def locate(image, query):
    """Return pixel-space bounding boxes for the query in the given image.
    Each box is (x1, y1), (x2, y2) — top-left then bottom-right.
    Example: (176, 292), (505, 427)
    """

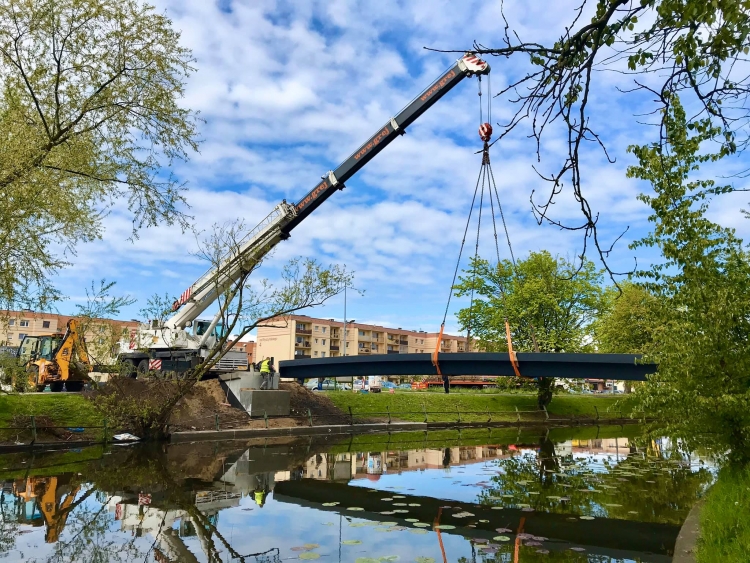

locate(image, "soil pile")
(169, 379), (249, 431)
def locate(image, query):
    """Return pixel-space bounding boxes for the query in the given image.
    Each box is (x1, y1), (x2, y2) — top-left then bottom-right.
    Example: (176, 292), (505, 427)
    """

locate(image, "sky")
(52, 0), (750, 336)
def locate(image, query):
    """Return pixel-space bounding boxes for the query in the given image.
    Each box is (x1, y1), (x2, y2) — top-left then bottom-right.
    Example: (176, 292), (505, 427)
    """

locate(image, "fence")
(0, 415), (111, 446)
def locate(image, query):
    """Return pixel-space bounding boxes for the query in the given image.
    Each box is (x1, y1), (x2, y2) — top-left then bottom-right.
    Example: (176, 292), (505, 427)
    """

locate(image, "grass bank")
(0, 393), (104, 443)
(326, 391), (627, 423)
(696, 464), (750, 563)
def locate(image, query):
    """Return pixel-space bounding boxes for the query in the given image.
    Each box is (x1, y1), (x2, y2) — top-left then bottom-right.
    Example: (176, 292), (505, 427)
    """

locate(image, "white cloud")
(48, 0), (750, 334)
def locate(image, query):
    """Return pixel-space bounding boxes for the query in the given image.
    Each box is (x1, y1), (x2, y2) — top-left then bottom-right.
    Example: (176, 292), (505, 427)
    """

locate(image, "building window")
(321, 327), (327, 333)
(321, 352), (326, 357)
(315, 338), (319, 344)
(359, 330), (366, 337)
(18, 333), (26, 340)
(42, 321), (50, 329)
(346, 342), (350, 348)
(322, 339), (326, 345)
(19, 320), (29, 328)
(314, 351), (318, 357)
(7, 334), (11, 340)
(8, 319), (14, 326)
(314, 326), (320, 332)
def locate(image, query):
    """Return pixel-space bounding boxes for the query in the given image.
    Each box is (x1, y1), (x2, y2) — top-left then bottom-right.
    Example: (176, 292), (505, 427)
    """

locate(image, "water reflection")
(0, 427), (712, 562)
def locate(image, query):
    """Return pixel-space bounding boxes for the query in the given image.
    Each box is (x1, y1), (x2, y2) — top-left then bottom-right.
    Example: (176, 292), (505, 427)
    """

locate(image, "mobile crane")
(117, 53), (491, 377)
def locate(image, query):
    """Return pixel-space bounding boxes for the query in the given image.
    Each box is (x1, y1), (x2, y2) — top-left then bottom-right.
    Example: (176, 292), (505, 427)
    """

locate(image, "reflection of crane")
(13, 476), (82, 542)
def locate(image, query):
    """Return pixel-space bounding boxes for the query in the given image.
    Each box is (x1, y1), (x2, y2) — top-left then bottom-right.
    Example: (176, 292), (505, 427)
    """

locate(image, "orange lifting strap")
(431, 323), (445, 376)
(505, 319), (521, 377)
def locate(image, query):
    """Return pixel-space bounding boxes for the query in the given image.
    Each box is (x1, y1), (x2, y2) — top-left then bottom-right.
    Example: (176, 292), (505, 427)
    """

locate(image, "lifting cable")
(434, 72), (528, 378)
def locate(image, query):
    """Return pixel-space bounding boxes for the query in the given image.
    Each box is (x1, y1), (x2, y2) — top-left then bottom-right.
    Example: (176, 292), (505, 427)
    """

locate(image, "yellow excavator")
(13, 475), (81, 542)
(17, 319), (92, 392)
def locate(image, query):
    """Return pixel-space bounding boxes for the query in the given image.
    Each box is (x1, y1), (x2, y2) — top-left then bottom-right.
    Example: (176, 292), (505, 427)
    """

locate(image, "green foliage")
(627, 96), (750, 458)
(595, 282), (664, 354)
(0, 0), (199, 309)
(452, 251), (605, 408)
(453, 251), (604, 354)
(696, 464), (750, 563)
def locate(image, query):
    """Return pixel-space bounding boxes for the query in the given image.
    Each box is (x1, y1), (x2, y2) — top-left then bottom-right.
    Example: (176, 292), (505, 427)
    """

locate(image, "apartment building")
(230, 340), (256, 366)
(255, 314), (477, 362)
(0, 310), (138, 363)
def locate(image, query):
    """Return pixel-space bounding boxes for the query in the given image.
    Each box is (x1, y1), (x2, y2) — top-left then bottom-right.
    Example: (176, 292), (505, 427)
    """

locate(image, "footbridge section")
(279, 352), (656, 381)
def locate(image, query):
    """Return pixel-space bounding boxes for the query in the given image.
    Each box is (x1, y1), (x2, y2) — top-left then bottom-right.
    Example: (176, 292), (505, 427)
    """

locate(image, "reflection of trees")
(477, 436), (712, 526)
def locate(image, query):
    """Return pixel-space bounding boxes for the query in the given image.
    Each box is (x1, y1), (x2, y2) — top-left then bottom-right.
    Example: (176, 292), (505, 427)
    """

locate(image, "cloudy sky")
(54, 0), (750, 335)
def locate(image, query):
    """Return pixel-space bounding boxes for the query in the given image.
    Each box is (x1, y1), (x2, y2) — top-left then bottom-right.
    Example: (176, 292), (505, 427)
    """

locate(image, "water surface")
(0, 425), (712, 562)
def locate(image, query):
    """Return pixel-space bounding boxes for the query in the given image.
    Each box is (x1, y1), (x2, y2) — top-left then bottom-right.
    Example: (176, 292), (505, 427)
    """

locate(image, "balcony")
(387, 350), (399, 354)
(330, 345), (340, 351)
(295, 341), (311, 348)
(399, 339), (408, 345)
(294, 354), (311, 360)
(359, 348), (371, 354)
(296, 327), (312, 334)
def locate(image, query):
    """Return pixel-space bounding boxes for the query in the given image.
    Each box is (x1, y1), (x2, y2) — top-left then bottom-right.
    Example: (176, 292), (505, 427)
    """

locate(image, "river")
(0, 425), (713, 562)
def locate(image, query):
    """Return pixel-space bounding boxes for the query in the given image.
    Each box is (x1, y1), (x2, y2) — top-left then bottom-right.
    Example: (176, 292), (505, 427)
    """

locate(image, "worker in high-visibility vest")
(259, 357), (273, 390)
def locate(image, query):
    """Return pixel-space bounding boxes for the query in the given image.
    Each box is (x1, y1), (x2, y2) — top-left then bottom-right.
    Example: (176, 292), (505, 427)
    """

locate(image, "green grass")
(326, 391), (626, 423)
(696, 464), (750, 563)
(0, 393), (105, 442)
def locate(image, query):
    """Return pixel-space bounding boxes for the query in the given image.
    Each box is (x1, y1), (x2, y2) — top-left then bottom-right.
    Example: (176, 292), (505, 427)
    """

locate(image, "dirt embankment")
(168, 380), (348, 432)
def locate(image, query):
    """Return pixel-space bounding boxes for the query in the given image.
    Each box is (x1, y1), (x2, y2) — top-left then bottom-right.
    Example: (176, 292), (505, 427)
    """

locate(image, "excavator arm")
(55, 319), (93, 380)
(166, 53), (490, 330)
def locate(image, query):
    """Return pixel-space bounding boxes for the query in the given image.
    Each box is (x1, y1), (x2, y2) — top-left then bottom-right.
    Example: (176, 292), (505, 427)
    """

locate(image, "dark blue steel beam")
(279, 352), (655, 381)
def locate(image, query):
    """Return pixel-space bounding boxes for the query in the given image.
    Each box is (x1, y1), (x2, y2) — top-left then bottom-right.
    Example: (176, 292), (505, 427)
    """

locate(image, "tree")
(453, 251), (605, 408)
(626, 96), (750, 460)
(93, 220), (353, 439)
(595, 282), (663, 356)
(435, 0), (750, 276)
(0, 0), (198, 310)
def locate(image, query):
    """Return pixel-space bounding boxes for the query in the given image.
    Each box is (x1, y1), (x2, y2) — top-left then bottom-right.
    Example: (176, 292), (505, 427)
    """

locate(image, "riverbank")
(326, 390), (629, 422)
(0, 385), (635, 447)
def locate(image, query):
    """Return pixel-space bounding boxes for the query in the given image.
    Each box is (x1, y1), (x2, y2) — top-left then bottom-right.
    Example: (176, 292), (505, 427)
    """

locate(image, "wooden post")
(515, 406), (520, 423)
(386, 405), (391, 425)
(348, 406), (354, 425)
(594, 406), (600, 421)
(30, 415), (36, 443)
(215, 413), (219, 431)
(264, 410), (269, 429)
(103, 418), (108, 444)
(307, 408), (313, 427)
(423, 402), (428, 423)
(456, 405), (461, 424)
(543, 405), (549, 421)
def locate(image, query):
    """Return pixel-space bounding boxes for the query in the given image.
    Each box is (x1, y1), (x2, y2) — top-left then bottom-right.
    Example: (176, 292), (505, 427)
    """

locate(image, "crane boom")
(168, 53), (489, 328)
(122, 53), (490, 374)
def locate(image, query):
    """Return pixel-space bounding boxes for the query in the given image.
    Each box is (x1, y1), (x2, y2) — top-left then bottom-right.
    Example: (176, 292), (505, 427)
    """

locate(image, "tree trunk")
(537, 377), (554, 410)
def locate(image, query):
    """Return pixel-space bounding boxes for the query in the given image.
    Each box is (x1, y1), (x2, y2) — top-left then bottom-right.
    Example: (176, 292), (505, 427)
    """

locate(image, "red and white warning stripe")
(462, 53), (489, 72)
(148, 359), (162, 371)
(172, 287), (192, 311)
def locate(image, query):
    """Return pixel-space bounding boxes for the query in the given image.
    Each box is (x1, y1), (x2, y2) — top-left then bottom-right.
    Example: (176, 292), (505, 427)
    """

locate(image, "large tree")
(595, 282), (664, 355)
(627, 97), (750, 459)
(0, 0), (198, 309)
(453, 251), (605, 408)
(441, 0), (750, 276)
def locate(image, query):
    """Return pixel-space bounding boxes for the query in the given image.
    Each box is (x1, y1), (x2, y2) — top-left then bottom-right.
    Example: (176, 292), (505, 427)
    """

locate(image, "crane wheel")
(49, 382), (64, 393)
(136, 359), (150, 376)
(65, 381), (84, 392)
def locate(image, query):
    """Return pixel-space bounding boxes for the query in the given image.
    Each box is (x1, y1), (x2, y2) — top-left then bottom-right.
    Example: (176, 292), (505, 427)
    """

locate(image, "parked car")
(381, 381), (397, 389)
(398, 383), (412, 390)
(304, 379), (351, 391)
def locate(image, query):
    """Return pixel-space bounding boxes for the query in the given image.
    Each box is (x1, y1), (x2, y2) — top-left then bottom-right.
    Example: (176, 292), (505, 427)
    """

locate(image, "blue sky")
(52, 0), (750, 335)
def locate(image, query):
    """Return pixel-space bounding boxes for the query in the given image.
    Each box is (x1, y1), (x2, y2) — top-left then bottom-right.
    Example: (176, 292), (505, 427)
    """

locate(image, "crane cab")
(192, 320), (228, 344)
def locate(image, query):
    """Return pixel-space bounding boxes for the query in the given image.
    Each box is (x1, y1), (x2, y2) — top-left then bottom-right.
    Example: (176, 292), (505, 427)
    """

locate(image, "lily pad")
(355, 558), (380, 563)
(299, 553), (321, 560)
(349, 523), (368, 527)
(393, 503), (407, 506)
(570, 547), (586, 552)
(374, 527), (391, 533)
(405, 518), (419, 522)
(415, 558), (435, 563)
(380, 522), (398, 526)
(479, 519), (489, 523)
(493, 536), (511, 542)
(381, 511), (396, 515)
(347, 507), (365, 511)
(322, 502), (339, 506)
(303, 544), (319, 549)
(381, 498), (394, 502)
(579, 516), (595, 520)
(393, 509), (409, 514)
(379, 557), (399, 562)
(342, 540), (363, 545)
(491, 506), (503, 510)
(435, 524), (456, 530)
(535, 549), (550, 554)
(409, 529), (428, 535)
(413, 523), (430, 528)
(393, 495), (406, 499)
(495, 528), (513, 533)
(322, 522), (335, 526)
(408, 503), (421, 507)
